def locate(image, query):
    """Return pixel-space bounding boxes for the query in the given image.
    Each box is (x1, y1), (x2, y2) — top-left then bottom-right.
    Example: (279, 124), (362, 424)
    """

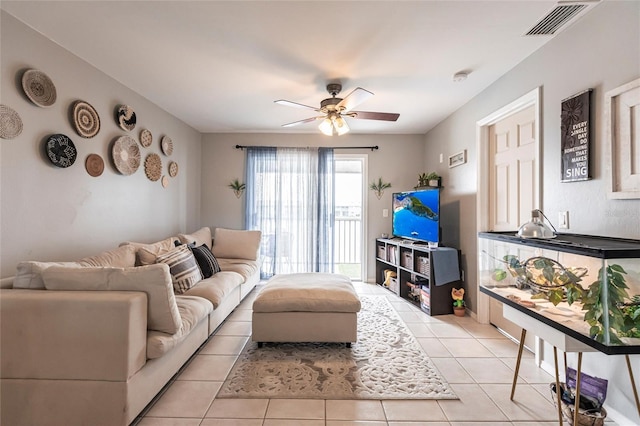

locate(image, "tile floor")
(134, 282), (617, 426)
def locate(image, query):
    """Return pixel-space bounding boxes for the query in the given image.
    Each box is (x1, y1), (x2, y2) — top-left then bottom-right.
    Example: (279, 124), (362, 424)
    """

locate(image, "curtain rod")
(235, 145), (378, 151)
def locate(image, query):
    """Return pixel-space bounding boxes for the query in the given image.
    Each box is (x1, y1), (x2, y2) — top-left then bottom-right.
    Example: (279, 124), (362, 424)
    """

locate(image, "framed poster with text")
(561, 89), (592, 182)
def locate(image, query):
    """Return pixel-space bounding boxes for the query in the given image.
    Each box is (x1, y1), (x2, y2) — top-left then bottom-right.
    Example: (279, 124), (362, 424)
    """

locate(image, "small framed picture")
(448, 150), (467, 168)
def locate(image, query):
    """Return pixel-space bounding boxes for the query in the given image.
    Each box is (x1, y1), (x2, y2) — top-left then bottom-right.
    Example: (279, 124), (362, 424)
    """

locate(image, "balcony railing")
(334, 216), (362, 279)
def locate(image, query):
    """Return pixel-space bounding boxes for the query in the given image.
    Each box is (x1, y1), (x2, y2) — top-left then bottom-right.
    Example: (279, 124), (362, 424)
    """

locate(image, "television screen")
(392, 189), (440, 243)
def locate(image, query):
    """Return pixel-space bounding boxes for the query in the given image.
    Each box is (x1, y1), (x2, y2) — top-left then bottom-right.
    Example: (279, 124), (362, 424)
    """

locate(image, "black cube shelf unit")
(375, 238), (461, 316)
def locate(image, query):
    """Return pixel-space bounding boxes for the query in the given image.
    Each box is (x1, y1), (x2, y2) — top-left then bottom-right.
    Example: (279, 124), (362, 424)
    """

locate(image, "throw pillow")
(120, 237), (179, 266)
(13, 261), (83, 289)
(190, 244), (221, 279)
(79, 244), (136, 268)
(155, 245), (203, 294)
(178, 227), (213, 251)
(42, 264), (182, 335)
(211, 228), (262, 260)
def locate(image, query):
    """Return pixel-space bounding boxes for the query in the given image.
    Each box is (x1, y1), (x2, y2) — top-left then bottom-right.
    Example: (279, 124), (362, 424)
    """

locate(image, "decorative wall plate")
(46, 134), (76, 168)
(22, 69), (57, 107)
(144, 153), (162, 181)
(112, 135), (141, 175)
(162, 175), (169, 188)
(140, 128), (152, 147)
(85, 153), (104, 177)
(72, 100), (100, 138)
(161, 136), (173, 156)
(116, 105), (136, 131)
(168, 161), (178, 177)
(0, 104), (23, 139)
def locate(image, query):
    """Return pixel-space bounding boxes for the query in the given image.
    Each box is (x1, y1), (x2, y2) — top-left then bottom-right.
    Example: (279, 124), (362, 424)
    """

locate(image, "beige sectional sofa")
(0, 227), (261, 426)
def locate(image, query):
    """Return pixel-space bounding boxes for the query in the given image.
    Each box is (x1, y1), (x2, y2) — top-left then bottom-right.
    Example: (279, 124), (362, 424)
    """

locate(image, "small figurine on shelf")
(452, 287), (465, 316)
(383, 269), (397, 287)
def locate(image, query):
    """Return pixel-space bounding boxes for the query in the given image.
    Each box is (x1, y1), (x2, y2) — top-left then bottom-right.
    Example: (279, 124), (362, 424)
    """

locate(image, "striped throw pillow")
(155, 245), (203, 294)
(190, 244), (221, 278)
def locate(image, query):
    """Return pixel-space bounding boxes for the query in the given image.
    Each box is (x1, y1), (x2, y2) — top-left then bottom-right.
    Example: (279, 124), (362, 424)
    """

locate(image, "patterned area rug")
(217, 295), (458, 399)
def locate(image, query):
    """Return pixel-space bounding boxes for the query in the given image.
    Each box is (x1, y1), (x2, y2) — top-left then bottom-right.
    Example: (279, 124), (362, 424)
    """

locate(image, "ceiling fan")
(275, 83), (400, 136)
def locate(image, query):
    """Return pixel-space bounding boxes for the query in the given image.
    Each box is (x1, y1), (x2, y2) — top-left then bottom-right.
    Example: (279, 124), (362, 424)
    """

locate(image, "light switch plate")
(558, 211), (569, 229)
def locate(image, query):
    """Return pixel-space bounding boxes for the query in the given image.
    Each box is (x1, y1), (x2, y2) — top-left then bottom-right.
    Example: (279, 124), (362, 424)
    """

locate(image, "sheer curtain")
(245, 147), (334, 278)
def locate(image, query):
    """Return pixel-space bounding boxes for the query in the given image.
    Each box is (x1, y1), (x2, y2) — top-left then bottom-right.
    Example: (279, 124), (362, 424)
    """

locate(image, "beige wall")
(0, 11), (202, 277)
(422, 2), (639, 422)
(201, 133), (425, 281)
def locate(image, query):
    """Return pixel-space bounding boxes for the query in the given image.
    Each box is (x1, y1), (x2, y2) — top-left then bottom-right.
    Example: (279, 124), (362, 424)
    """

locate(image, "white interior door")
(489, 105), (537, 232)
(488, 105), (538, 348)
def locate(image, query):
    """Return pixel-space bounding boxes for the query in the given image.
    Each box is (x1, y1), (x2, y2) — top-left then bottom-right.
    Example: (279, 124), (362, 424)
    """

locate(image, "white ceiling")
(2, 1), (590, 135)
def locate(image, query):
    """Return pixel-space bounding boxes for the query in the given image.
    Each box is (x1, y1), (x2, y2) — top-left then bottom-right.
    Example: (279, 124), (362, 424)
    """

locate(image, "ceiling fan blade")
(274, 99), (320, 111)
(337, 87), (374, 112)
(350, 111), (400, 121)
(282, 116), (323, 128)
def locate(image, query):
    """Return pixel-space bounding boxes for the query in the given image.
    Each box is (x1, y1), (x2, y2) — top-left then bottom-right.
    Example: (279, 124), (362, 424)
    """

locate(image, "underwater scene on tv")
(392, 189), (439, 243)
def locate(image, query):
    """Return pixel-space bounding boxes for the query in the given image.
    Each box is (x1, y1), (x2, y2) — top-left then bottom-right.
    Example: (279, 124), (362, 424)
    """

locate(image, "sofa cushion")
(146, 295), (213, 359)
(253, 273), (361, 313)
(155, 245), (203, 294)
(41, 264), (182, 334)
(217, 258), (260, 283)
(79, 244), (136, 268)
(13, 261), (83, 289)
(178, 227), (212, 251)
(190, 244), (221, 278)
(183, 271), (243, 308)
(121, 237), (179, 266)
(211, 228), (262, 261)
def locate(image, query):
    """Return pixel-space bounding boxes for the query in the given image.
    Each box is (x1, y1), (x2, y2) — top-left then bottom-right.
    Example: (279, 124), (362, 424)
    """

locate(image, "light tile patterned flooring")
(134, 282), (618, 426)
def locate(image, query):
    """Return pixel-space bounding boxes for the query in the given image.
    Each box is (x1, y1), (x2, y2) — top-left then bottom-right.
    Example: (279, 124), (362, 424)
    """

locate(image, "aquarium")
(478, 232), (640, 354)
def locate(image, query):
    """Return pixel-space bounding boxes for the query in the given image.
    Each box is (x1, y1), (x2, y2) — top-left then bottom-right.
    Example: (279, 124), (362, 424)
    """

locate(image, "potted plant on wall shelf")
(416, 172), (441, 188)
(426, 172), (441, 187)
(228, 178), (246, 198)
(452, 287), (466, 316)
(369, 177), (391, 200)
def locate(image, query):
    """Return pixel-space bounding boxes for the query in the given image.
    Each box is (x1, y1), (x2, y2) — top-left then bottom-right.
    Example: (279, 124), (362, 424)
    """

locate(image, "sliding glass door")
(334, 155), (365, 281)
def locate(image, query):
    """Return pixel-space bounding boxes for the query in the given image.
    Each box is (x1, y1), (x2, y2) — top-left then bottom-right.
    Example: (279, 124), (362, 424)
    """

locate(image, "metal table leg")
(510, 328), (527, 400)
(574, 352), (583, 426)
(554, 346), (564, 426)
(626, 354), (640, 416)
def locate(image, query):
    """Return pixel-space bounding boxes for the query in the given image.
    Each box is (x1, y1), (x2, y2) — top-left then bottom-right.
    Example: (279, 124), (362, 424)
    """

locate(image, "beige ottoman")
(252, 273), (361, 347)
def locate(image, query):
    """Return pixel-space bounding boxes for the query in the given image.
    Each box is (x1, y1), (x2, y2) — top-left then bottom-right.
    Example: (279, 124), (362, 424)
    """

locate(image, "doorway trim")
(334, 153), (368, 281)
(475, 87), (542, 324)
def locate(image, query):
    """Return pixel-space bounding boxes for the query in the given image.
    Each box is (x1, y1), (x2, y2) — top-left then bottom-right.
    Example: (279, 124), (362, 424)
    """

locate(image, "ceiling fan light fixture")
(334, 116), (349, 135)
(319, 118), (334, 136)
(277, 84), (398, 134)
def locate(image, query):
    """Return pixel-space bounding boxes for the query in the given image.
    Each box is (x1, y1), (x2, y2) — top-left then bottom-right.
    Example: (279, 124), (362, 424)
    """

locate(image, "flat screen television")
(392, 189), (440, 243)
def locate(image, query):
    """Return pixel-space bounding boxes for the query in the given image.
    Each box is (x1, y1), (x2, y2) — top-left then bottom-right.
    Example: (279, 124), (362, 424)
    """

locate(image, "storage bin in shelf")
(401, 251), (413, 269)
(417, 256), (430, 275)
(377, 245), (386, 261)
(389, 277), (399, 293)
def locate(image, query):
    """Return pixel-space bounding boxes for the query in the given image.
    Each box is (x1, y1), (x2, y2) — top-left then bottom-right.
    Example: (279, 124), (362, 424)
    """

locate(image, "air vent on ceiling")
(525, 2), (597, 36)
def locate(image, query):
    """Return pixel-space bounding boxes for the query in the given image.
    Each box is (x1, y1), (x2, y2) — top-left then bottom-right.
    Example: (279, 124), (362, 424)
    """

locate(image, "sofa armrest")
(0, 276), (14, 289)
(0, 289), (147, 381)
